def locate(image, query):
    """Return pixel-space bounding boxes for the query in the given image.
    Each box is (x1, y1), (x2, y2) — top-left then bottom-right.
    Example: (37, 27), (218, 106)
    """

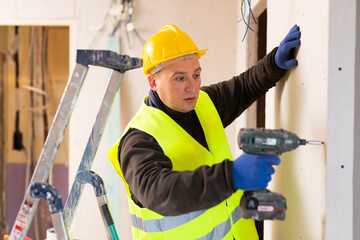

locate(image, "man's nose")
(185, 78), (197, 92)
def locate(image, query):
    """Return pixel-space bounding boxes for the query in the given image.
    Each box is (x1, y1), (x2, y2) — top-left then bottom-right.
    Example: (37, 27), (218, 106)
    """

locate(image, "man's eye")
(193, 73), (200, 79)
(176, 76), (185, 81)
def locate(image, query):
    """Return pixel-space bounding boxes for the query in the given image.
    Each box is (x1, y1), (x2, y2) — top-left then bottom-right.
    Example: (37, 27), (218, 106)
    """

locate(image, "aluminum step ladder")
(9, 50), (142, 240)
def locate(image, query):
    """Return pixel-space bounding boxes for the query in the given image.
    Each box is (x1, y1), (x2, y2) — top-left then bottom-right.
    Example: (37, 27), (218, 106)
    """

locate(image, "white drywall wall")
(237, 2), (328, 238)
(237, 0), (359, 239)
(264, 0), (328, 239)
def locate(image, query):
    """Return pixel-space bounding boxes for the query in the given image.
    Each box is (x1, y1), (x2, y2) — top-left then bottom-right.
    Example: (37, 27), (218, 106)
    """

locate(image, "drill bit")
(306, 140), (324, 145)
(299, 139), (324, 145)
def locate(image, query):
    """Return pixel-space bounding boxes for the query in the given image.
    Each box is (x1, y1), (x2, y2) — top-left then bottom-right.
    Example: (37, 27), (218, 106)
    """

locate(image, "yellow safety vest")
(108, 91), (258, 240)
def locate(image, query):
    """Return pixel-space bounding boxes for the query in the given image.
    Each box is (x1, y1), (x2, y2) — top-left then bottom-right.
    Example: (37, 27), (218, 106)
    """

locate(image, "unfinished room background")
(0, 25), (69, 240)
(0, 0), (359, 239)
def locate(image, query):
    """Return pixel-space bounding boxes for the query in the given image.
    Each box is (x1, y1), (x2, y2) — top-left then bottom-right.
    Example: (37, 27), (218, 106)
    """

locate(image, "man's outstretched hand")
(275, 25), (301, 70)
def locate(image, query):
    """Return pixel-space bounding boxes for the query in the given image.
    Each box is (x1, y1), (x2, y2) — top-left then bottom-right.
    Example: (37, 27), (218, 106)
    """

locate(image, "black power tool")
(237, 128), (323, 220)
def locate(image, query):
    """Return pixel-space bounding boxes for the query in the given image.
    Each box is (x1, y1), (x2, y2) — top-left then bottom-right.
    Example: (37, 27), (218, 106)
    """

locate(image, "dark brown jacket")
(119, 48), (286, 216)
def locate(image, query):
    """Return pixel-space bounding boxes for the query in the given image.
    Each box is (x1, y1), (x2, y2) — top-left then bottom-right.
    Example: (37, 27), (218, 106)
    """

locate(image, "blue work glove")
(275, 25), (301, 69)
(232, 152), (281, 191)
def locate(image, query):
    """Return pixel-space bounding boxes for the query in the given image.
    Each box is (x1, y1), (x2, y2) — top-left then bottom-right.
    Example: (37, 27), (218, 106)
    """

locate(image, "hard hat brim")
(145, 48), (208, 75)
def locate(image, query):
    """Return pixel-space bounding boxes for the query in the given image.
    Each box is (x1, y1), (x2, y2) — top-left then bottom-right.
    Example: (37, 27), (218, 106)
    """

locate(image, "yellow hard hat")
(142, 24), (208, 75)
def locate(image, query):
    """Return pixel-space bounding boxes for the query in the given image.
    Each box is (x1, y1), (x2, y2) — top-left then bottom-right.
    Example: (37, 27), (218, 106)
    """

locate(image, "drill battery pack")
(240, 189), (287, 221)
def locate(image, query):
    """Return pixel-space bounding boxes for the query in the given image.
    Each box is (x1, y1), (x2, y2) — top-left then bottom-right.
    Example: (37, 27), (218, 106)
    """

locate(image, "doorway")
(0, 25), (70, 240)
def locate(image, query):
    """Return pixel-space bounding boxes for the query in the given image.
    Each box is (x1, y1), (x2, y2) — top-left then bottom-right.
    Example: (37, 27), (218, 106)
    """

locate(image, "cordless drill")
(237, 128), (323, 221)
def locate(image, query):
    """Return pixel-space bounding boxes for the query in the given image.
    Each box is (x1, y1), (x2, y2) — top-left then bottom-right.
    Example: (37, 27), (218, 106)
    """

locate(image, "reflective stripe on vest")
(131, 209), (207, 233)
(107, 91), (258, 240)
(131, 205), (242, 235)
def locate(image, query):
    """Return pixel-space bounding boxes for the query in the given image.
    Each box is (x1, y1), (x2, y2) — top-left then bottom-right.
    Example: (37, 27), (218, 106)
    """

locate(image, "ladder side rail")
(9, 64), (89, 240)
(64, 70), (123, 227)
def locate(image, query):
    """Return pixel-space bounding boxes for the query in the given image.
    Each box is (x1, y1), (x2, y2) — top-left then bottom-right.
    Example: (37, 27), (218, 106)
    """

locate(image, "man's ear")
(147, 74), (158, 91)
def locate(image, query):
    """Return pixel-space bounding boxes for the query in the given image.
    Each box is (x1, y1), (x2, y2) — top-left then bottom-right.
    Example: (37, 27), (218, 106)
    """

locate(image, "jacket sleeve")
(201, 47), (286, 127)
(120, 129), (236, 216)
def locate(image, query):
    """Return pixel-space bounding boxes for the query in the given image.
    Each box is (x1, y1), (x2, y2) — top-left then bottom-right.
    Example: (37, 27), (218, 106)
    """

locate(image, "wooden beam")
(0, 53), (8, 237)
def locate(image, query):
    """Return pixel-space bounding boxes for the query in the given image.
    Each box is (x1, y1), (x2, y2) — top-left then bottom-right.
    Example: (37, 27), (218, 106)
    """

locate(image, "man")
(108, 24), (301, 239)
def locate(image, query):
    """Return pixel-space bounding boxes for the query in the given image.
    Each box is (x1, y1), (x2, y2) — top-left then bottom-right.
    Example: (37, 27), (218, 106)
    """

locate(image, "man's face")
(148, 57), (202, 113)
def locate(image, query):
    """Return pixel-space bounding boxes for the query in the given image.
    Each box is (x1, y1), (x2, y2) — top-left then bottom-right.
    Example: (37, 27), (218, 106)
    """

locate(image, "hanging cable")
(237, 0), (257, 42)
(126, 0), (145, 46)
(237, 0), (246, 25)
(247, 0), (257, 25)
(12, 26), (25, 151)
(90, 0), (145, 49)
(123, 1), (132, 47)
(88, 0), (114, 48)
(41, 26), (54, 186)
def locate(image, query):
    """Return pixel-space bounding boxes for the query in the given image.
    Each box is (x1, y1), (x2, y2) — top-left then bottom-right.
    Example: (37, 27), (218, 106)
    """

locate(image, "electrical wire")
(88, 0), (114, 48)
(237, 0), (246, 24)
(8, 25), (62, 240)
(13, 26), (24, 151)
(237, 0), (257, 42)
(126, 0), (146, 46)
(26, 26), (52, 240)
(242, 0), (252, 42)
(108, 0), (145, 48)
(247, 0), (257, 25)
(41, 27), (54, 186)
(25, 27), (37, 194)
(28, 26), (40, 240)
